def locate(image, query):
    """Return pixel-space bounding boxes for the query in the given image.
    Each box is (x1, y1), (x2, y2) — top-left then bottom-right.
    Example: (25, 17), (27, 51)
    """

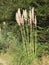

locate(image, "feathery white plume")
(23, 10), (27, 21)
(31, 7), (34, 23)
(16, 8), (24, 26)
(16, 7), (37, 26)
(18, 8), (21, 17)
(16, 12), (21, 26)
(18, 8), (22, 24)
(29, 10), (32, 25)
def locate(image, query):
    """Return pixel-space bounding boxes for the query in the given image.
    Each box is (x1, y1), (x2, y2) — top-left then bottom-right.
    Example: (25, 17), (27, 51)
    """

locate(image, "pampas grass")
(16, 7), (37, 65)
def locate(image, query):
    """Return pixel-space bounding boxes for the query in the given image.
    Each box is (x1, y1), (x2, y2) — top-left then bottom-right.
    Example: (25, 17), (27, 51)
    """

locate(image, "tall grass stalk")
(34, 16), (37, 56)
(0, 27), (2, 40)
(29, 8), (35, 56)
(16, 9), (27, 55)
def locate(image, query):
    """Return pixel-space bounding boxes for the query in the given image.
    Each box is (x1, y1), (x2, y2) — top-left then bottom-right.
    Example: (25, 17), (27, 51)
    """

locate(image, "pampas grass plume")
(31, 7), (34, 23)
(23, 10), (27, 21)
(29, 10), (32, 25)
(16, 12), (21, 26)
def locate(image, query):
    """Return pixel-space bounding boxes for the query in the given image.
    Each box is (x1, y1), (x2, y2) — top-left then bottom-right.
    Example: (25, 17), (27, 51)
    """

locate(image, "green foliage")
(0, 63), (3, 65)
(0, 0), (49, 25)
(0, 22), (49, 65)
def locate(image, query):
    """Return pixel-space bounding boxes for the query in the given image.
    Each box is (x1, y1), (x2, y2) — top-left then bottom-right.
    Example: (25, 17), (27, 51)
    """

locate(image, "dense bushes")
(0, 0), (49, 24)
